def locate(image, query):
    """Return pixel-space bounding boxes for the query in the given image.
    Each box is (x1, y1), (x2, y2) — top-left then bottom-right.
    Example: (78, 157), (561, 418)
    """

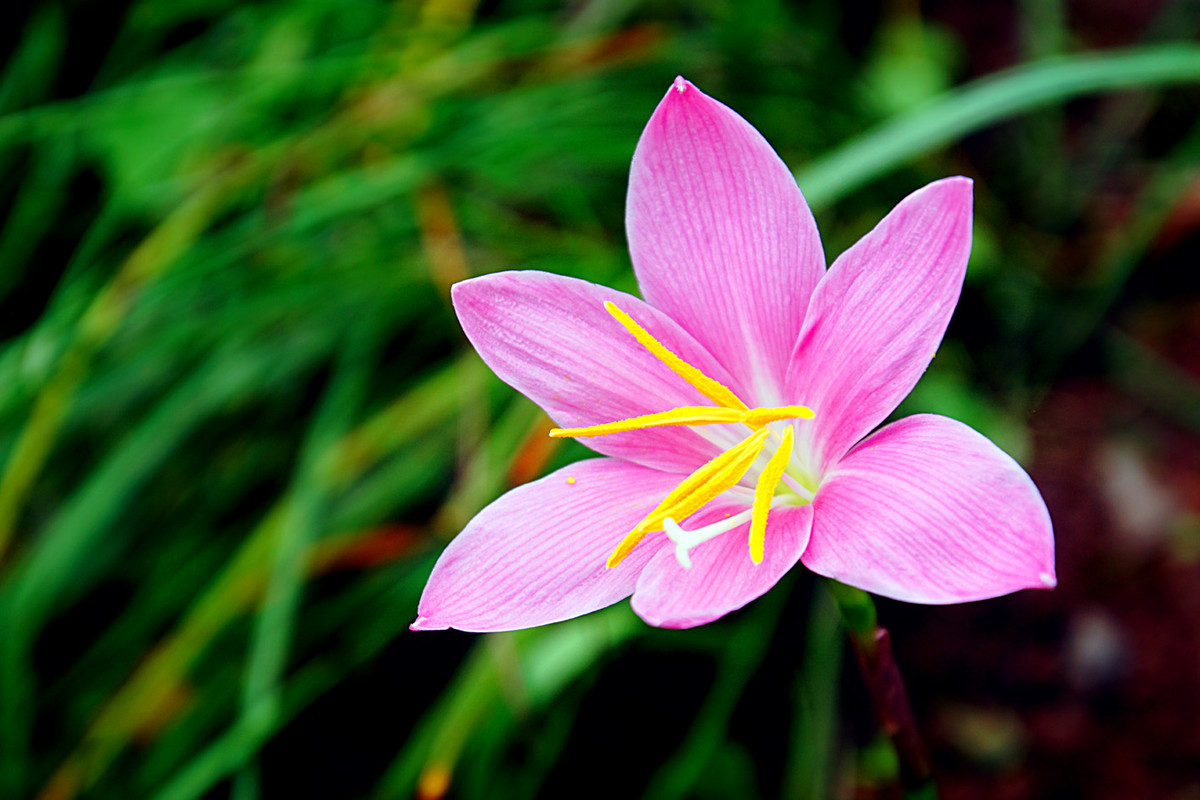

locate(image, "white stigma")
(663, 509), (756, 569)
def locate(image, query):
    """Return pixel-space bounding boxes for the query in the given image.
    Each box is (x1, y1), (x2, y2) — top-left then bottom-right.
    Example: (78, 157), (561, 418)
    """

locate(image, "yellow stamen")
(749, 426), (794, 564)
(605, 301), (748, 412)
(606, 429), (769, 568)
(551, 405), (813, 439)
(741, 405), (814, 427)
(549, 407), (743, 438)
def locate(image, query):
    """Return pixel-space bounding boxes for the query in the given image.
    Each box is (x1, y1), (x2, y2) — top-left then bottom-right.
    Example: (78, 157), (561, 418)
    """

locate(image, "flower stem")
(824, 579), (935, 798)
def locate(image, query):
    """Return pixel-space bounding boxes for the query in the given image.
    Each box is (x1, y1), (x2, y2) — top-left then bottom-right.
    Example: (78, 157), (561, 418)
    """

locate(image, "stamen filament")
(749, 426), (794, 564)
(606, 429), (769, 568)
(604, 301), (748, 412)
(549, 407), (743, 438)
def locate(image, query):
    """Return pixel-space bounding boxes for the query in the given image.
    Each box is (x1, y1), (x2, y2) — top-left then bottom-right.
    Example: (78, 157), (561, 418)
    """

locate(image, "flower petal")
(627, 77), (825, 405)
(631, 502), (813, 628)
(802, 414), (1055, 604)
(413, 459), (678, 633)
(453, 270), (747, 474)
(786, 177), (973, 476)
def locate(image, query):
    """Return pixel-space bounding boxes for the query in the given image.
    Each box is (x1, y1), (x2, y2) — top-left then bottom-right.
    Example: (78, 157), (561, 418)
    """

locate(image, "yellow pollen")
(749, 426), (794, 564)
(606, 429), (768, 568)
(604, 301), (748, 412)
(550, 407), (743, 438)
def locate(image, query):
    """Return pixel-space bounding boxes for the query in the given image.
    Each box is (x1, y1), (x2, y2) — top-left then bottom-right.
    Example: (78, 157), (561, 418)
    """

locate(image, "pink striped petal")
(627, 78), (825, 406)
(802, 414), (1056, 604)
(786, 177), (973, 476)
(453, 270), (747, 474)
(631, 502), (814, 628)
(413, 459), (678, 632)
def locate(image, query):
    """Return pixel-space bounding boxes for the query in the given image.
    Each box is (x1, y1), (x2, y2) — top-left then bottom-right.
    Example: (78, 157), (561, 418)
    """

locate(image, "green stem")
(825, 580), (935, 798)
(798, 44), (1200, 209)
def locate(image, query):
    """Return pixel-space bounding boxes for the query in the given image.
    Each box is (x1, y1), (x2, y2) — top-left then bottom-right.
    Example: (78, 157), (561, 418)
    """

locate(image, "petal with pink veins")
(801, 414), (1055, 604)
(453, 270), (747, 475)
(786, 177), (973, 476)
(627, 77), (825, 406)
(631, 502), (814, 628)
(413, 459), (680, 633)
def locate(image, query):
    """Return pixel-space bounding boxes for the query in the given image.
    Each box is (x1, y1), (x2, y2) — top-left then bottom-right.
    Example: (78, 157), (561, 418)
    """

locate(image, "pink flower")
(412, 78), (1055, 631)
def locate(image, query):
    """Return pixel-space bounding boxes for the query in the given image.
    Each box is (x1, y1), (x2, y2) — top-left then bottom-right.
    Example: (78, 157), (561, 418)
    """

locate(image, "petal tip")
(1037, 570), (1057, 590)
(932, 174), (974, 200)
(410, 615), (448, 632)
(912, 173), (971, 198)
(449, 272), (488, 310)
(671, 75), (692, 94)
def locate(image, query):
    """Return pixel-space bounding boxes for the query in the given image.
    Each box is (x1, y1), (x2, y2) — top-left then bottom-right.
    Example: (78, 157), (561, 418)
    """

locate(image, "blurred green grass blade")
(799, 44), (1200, 208)
(146, 572), (637, 800)
(431, 393), (544, 535)
(643, 579), (792, 800)
(0, 53), (365, 152)
(1038, 122), (1200, 377)
(146, 557), (435, 800)
(236, 324), (377, 796)
(371, 606), (640, 800)
(38, 355), (479, 796)
(149, 715), (268, 800)
(0, 346), (298, 796)
(784, 584), (844, 800)
(0, 169), (242, 561)
(0, 4), (63, 113)
(0, 143), (75, 302)
(288, 156), (430, 234)
(0, 200), (127, 413)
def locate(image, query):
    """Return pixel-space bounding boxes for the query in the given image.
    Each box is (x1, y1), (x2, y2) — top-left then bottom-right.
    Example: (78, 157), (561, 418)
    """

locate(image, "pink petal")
(627, 77), (825, 405)
(631, 502), (813, 629)
(801, 414), (1056, 604)
(454, 270), (748, 474)
(413, 459), (679, 633)
(786, 177), (973, 476)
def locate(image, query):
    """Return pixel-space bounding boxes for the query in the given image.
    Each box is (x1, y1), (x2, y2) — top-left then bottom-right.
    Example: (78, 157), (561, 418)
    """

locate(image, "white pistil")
(664, 512), (752, 568)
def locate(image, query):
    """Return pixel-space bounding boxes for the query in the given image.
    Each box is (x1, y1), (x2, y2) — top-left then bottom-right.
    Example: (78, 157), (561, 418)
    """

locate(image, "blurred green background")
(2, 0), (1199, 798)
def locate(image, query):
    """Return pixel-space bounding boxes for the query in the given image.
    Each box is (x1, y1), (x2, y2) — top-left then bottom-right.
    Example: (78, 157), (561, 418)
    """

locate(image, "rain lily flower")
(413, 78), (1055, 631)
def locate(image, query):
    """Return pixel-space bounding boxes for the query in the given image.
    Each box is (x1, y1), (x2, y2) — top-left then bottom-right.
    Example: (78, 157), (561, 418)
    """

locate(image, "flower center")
(549, 302), (814, 569)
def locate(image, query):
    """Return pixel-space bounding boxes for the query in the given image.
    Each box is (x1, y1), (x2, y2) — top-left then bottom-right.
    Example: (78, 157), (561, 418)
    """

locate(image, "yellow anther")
(550, 407), (743, 438)
(740, 405), (814, 428)
(605, 301), (748, 412)
(606, 429), (769, 568)
(749, 426), (794, 564)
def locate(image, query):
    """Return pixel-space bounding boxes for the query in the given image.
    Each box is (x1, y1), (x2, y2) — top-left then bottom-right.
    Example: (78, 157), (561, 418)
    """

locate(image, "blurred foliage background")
(1, 0), (1199, 798)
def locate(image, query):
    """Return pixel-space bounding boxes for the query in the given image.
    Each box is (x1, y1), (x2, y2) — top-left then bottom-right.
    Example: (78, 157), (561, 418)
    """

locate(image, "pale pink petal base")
(786, 178), (973, 476)
(413, 459), (678, 632)
(453, 271), (747, 475)
(802, 414), (1056, 604)
(627, 78), (825, 405)
(632, 502), (814, 628)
